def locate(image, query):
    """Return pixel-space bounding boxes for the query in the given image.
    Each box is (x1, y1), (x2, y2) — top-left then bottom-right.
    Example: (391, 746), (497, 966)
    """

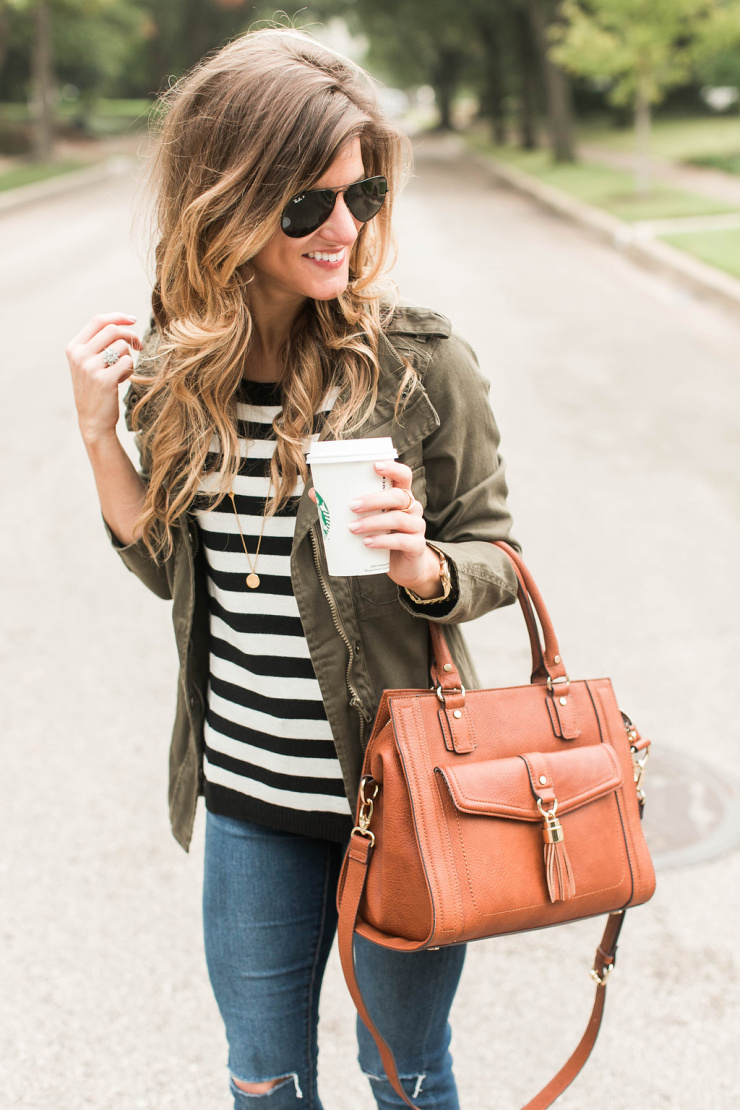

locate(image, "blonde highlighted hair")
(131, 27), (413, 557)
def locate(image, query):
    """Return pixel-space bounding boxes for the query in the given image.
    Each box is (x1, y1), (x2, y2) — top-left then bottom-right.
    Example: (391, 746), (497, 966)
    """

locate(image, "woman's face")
(249, 138), (367, 308)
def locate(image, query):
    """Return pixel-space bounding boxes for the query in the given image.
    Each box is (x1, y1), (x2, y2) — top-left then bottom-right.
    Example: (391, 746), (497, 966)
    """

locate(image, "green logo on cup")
(315, 491), (331, 537)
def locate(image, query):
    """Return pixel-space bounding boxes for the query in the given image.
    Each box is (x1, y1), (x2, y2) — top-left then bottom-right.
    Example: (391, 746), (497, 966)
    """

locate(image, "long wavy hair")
(130, 27), (413, 558)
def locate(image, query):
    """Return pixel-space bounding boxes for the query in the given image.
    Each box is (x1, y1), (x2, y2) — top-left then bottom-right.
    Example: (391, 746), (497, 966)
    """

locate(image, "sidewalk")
(580, 139), (740, 206)
(0, 134), (145, 213)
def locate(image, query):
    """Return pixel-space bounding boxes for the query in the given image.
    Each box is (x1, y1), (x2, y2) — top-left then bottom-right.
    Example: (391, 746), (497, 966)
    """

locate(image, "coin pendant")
(246, 573), (260, 589)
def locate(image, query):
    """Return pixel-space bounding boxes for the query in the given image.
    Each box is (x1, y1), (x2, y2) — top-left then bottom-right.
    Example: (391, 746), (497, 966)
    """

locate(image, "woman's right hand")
(65, 313), (143, 445)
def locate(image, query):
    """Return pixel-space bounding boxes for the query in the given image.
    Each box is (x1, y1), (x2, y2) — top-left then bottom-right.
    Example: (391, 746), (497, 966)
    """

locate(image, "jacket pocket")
(355, 573), (400, 612)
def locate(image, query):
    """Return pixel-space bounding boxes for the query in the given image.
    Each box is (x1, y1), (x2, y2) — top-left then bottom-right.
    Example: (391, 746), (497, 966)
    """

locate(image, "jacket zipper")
(309, 526), (373, 741)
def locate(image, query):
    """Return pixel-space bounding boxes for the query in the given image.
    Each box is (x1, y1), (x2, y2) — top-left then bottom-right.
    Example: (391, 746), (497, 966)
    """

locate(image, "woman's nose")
(320, 192), (360, 245)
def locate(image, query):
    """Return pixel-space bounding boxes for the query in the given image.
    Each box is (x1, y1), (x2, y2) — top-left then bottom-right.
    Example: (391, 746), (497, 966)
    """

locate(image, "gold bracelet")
(403, 546), (452, 606)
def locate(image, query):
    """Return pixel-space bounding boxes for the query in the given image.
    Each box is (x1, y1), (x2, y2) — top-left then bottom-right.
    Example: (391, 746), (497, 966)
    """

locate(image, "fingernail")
(348, 522), (361, 533)
(349, 499), (362, 511)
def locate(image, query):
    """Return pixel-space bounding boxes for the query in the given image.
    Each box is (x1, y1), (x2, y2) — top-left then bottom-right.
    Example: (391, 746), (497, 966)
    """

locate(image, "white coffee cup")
(306, 437), (399, 576)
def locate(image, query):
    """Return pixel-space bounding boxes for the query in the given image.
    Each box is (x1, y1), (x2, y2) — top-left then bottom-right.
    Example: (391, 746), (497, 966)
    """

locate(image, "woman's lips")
(304, 248), (346, 269)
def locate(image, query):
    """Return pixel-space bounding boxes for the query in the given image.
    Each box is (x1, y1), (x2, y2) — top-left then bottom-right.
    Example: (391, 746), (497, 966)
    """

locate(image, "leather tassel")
(545, 837), (576, 902)
(541, 811), (576, 902)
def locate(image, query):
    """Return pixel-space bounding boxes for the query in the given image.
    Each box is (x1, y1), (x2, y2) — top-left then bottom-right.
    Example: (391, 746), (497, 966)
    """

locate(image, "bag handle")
(494, 541), (570, 691)
(429, 542), (565, 694)
(338, 830), (626, 1110)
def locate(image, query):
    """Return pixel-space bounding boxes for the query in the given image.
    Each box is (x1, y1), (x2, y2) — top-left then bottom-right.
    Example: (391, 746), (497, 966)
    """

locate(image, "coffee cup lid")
(306, 437), (398, 465)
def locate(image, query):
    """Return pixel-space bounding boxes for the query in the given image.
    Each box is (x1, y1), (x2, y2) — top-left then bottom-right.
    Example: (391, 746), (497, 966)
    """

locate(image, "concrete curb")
(0, 156), (133, 215)
(471, 150), (740, 317)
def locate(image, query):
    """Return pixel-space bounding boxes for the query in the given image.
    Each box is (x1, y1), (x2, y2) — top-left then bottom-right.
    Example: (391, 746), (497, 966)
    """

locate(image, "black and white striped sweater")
(195, 378), (353, 842)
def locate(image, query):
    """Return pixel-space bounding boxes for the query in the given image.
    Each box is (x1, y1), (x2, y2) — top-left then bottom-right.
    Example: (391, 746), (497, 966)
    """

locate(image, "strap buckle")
(351, 775), (378, 846)
(546, 673), (570, 692)
(436, 684), (465, 703)
(631, 744), (650, 804)
(590, 961), (615, 987)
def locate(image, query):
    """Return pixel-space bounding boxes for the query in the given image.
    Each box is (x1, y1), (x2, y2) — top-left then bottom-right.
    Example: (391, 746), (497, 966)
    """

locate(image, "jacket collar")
(293, 325), (441, 546)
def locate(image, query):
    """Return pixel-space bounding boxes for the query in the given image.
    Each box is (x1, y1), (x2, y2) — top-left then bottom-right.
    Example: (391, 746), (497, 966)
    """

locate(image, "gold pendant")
(246, 572), (260, 589)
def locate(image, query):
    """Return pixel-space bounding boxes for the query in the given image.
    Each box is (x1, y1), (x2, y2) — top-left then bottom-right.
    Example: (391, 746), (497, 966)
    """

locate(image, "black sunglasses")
(281, 175), (388, 238)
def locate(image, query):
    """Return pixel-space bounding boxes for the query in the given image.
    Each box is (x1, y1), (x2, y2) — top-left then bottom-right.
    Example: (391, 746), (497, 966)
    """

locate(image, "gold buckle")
(546, 674), (570, 692)
(436, 684), (465, 703)
(351, 775), (378, 846)
(590, 962), (615, 987)
(631, 745), (650, 804)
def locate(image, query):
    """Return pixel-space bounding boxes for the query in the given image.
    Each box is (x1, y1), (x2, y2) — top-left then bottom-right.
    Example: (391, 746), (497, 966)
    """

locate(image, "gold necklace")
(228, 490), (268, 589)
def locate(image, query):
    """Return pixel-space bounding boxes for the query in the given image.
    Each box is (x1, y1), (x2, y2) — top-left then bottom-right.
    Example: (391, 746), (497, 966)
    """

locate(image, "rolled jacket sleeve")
(104, 322), (175, 601)
(399, 330), (519, 624)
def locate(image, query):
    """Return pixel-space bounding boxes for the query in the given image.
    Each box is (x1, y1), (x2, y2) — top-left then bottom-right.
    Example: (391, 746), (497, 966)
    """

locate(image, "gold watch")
(404, 547), (452, 605)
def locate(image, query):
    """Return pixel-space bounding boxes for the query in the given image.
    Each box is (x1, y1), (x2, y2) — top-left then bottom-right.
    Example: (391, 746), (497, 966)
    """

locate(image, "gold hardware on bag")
(546, 673), (570, 692)
(436, 684), (465, 703)
(352, 776), (378, 845)
(538, 800), (565, 844)
(631, 745), (650, 805)
(625, 718), (651, 808)
(590, 963), (615, 987)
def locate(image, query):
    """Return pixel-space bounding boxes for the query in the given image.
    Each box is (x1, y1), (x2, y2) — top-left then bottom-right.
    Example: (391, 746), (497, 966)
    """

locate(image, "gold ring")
(399, 488), (415, 513)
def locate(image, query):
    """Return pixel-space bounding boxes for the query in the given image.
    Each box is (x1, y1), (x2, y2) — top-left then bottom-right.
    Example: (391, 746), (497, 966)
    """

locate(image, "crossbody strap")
(337, 829), (626, 1110)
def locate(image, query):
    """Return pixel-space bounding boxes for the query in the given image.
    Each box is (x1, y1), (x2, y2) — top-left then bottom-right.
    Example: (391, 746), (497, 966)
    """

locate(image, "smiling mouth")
(304, 249), (346, 263)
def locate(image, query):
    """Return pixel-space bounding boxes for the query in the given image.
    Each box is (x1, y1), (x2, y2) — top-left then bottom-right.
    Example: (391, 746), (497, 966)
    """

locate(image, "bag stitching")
(394, 699), (461, 936)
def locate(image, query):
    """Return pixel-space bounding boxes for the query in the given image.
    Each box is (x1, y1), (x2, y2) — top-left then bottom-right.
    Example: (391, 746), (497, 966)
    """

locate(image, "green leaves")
(551, 0), (728, 107)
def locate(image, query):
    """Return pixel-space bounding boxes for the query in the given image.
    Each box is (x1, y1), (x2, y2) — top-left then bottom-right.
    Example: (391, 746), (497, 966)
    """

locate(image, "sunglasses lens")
(281, 189), (336, 238)
(345, 176), (388, 223)
(280, 177), (389, 238)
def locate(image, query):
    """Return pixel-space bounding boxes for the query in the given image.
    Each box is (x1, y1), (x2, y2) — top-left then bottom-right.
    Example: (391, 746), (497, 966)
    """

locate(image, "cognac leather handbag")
(337, 541), (655, 1110)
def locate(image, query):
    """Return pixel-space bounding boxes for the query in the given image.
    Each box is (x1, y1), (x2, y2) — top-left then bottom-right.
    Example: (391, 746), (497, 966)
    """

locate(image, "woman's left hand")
(346, 460), (445, 599)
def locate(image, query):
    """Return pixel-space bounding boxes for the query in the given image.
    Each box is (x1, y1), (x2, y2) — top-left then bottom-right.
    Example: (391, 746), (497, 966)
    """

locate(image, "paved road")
(1, 137), (739, 1109)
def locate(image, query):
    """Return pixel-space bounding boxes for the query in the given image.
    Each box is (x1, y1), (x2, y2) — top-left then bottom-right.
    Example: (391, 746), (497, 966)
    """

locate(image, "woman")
(65, 28), (518, 1110)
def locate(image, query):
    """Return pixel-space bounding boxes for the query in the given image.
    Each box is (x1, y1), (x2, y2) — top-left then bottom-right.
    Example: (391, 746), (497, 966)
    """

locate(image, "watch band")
(403, 546), (452, 606)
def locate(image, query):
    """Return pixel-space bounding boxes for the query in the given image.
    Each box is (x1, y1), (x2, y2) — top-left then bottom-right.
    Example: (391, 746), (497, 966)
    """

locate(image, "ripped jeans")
(203, 812), (465, 1109)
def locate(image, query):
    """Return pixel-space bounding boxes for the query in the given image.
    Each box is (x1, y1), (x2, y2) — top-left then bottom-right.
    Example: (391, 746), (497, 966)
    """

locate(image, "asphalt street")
(1, 136), (739, 1109)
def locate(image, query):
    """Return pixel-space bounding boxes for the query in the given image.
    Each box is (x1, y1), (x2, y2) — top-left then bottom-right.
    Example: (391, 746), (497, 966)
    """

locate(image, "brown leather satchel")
(337, 541), (655, 1109)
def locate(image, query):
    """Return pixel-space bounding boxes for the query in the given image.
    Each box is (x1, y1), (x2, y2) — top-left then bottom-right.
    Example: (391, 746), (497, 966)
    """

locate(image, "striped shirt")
(194, 378), (353, 842)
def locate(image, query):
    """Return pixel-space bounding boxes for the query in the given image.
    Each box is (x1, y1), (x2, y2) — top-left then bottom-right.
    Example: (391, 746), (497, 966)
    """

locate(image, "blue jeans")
(203, 812), (466, 1109)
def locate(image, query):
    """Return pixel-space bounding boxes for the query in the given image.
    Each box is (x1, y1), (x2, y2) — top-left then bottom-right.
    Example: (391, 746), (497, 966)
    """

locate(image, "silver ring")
(399, 488), (415, 513)
(103, 346), (121, 366)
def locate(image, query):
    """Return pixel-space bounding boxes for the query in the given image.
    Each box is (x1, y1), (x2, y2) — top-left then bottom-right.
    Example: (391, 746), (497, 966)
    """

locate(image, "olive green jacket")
(110, 305), (519, 850)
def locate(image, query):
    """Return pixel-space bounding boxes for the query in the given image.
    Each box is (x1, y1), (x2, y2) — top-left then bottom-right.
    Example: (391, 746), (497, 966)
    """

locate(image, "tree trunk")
(0, 5), (11, 80)
(431, 49), (461, 131)
(478, 21), (507, 145)
(634, 76), (652, 196)
(31, 0), (54, 162)
(524, 0), (575, 163)
(516, 7), (539, 150)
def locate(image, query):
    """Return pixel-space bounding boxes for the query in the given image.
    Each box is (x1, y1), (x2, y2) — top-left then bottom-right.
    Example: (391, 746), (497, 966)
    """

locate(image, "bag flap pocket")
(437, 744), (623, 820)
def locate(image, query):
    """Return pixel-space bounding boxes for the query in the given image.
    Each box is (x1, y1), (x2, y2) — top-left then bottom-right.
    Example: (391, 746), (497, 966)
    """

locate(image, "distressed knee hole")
(363, 1069), (426, 1100)
(232, 1072), (303, 1099)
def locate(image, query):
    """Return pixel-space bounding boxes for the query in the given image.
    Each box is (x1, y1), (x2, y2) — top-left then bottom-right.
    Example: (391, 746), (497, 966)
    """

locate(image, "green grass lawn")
(0, 98), (155, 140)
(661, 228), (740, 281)
(0, 160), (85, 192)
(467, 130), (740, 283)
(687, 152), (740, 175)
(469, 138), (736, 222)
(577, 114), (740, 161)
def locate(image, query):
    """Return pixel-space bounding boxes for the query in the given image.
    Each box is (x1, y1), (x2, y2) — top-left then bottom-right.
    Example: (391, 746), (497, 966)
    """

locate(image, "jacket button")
(355, 643), (362, 654)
